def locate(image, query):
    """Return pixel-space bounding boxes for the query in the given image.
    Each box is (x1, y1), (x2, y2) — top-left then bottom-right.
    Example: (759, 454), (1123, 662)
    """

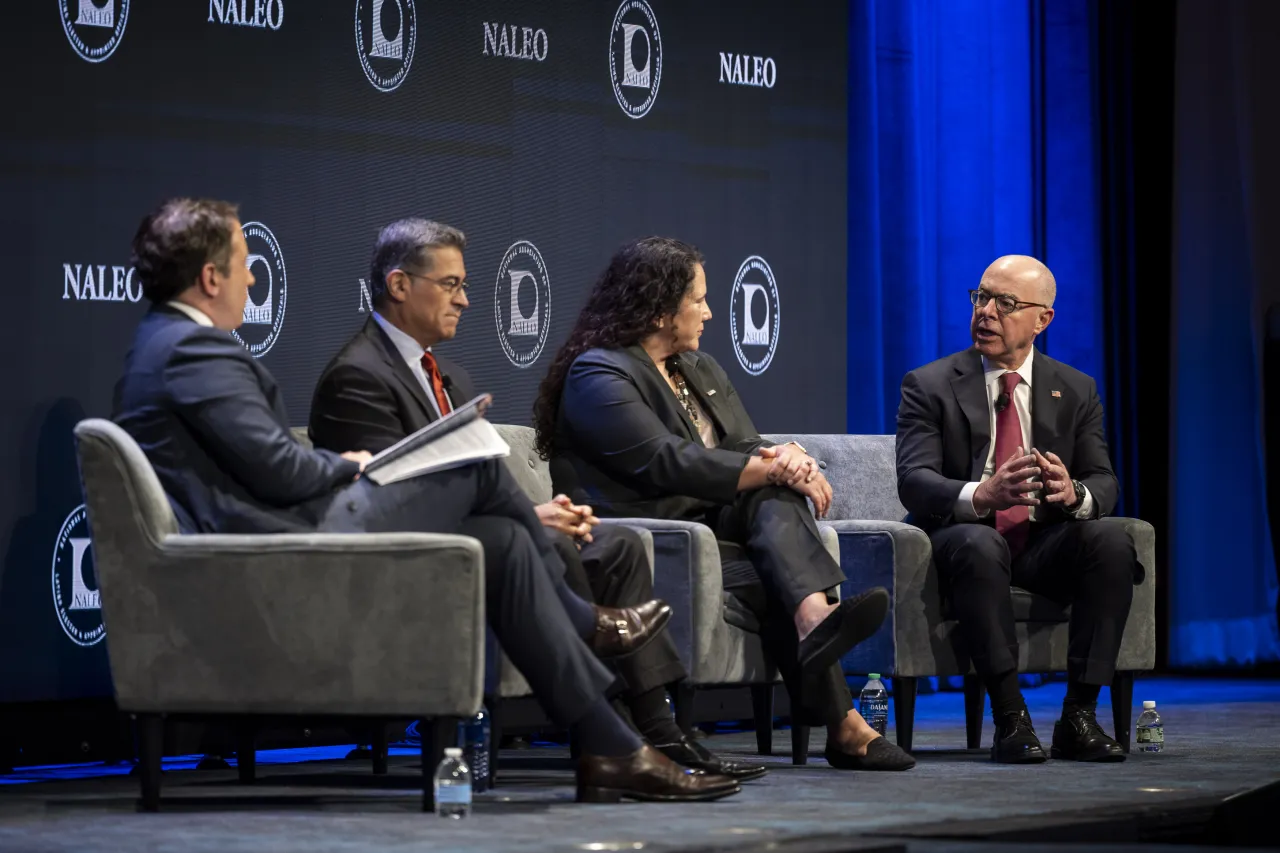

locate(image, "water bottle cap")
(444, 747), (462, 757)
(869, 673), (881, 680)
(1142, 701), (1156, 709)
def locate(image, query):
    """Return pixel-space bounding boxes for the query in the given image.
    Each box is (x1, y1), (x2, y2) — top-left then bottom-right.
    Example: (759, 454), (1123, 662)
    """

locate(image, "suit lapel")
(624, 345), (701, 443)
(1030, 350), (1060, 453)
(950, 349), (991, 481)
(365, 318), (438, 424)
(679, 355), (729, 439)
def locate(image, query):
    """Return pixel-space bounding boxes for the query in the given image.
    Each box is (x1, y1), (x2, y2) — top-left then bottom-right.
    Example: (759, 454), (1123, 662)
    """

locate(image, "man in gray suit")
(895, 255), (1138, 764)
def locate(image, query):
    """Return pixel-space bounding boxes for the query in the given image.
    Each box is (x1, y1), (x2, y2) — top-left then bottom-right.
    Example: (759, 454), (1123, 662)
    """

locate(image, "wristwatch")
(1067, 479), (1085, 511)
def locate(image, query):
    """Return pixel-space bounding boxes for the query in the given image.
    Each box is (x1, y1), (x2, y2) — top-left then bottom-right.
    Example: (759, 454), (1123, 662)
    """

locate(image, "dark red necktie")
(419, 351), (453, 417)
(993, 371), (1029, 557)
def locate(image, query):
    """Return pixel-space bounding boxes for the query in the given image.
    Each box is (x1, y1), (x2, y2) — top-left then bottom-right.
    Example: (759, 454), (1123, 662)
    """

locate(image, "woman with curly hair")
(533, 237), (914, 772)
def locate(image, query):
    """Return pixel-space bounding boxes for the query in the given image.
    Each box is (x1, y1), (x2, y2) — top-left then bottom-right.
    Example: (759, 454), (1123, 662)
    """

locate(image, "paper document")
(363, 394), (510, 485)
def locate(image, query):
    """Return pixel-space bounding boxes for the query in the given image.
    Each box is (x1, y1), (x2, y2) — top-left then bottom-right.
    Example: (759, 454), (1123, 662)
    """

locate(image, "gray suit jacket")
(551, 345), (772, 520)
(895, 346), (1118, 533)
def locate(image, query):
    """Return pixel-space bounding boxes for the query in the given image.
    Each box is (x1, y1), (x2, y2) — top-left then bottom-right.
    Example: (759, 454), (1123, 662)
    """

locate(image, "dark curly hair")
(533, 236), (705, 460)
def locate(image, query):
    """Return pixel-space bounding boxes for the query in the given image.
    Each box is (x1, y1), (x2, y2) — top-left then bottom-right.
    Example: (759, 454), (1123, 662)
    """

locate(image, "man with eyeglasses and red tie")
(895, 255), (1140, 765)
(308, 218), (765, 784)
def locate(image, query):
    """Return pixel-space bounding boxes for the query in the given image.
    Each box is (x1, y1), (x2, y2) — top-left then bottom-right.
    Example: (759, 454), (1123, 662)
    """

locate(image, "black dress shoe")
(590, 599), (672, 659)
(654, 736), (769, 781)
(992, 709), (1048, 764)
(1051, 706), (1127, 762)
(797, 588), (889, 676)
(823, 737), (916, 771)
(576, 744), (742, 802)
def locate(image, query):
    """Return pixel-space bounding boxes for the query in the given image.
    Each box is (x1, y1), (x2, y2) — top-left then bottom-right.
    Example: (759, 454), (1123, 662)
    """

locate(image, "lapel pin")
(1051, 390), (1062, 398)
(707, 389), (717, 396)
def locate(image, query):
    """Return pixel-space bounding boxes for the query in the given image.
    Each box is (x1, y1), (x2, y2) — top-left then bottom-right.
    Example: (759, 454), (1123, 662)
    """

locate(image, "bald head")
(981, 255), (1056, 308)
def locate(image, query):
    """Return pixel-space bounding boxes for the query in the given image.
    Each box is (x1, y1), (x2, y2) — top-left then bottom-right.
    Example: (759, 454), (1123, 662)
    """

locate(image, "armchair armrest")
(603, 518), (722, 679)
(819, 520), (934, 677)
(105, 532), (485, 717)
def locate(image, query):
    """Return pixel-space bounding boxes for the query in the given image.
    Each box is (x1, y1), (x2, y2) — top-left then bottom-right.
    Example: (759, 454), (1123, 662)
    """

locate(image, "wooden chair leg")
(136, 714), (164, 812)
(963, 675), (986, 749)
(790, 723), (811, 765)
(1111, 670), (1134, 753)
(672, 682), (696, 737)
(890, 677), (916, 752)
(750, 685), (774, 755)
(422, 717), (460, 813)
(372, 722), (389, 775)
(235, 721), (256, 784)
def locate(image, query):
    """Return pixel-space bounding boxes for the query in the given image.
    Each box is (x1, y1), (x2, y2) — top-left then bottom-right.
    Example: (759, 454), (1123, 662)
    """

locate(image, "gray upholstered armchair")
(495, 424), (842, 765)
(763, 433), (1157, 753)
(73, 419), (487, 812)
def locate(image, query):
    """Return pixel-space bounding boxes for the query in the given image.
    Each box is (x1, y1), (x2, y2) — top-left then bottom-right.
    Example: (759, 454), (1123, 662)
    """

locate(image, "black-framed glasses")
(969, 289), (1049, 316)
(402, 270), (470, 295)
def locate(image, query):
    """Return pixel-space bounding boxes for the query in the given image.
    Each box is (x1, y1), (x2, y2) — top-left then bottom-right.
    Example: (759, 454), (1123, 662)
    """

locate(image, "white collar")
(372, 311), (431, 366)
(166, 300), (215, 327)
(982, 349), (1035, 388)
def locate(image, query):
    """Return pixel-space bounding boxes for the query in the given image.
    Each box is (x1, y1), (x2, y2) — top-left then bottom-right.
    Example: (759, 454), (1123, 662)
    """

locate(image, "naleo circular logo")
(231, 221), (287, 358)
(51, 504), (105, 647)
(494, 240), (551, 368)
(60, 0), (129, 63)
(609, 0), (662, 118)
(729, 255), (780, 376)
(355, 0), (417, 92)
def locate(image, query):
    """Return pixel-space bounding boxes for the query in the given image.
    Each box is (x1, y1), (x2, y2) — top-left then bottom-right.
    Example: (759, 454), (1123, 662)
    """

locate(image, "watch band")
(785, 440), (807, 454)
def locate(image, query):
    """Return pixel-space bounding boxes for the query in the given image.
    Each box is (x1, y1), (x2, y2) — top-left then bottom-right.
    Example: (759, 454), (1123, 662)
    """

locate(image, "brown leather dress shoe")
(576, 744), (742, 803)
(589, 599), (672, 659)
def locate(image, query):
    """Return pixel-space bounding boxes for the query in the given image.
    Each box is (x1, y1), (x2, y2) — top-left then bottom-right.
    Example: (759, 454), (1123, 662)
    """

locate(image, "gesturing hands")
(536, 494), (600, 543)
(1033, 448), (1077, 507)
(972, 447), (1041, 515)
(759, 445), (833, 519)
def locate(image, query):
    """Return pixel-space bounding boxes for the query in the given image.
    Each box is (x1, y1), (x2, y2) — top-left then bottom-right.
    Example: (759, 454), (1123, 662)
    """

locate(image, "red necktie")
(420, 351), (453, 417)
(993, 371), (1029, 557)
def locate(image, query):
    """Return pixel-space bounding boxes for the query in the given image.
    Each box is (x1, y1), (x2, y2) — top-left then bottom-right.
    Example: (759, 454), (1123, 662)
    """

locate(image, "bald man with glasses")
(895, 255), (1139, 765)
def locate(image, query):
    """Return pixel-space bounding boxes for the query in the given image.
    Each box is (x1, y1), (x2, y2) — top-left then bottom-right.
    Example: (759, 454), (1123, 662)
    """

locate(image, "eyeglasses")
(402, 270), (470, 295)
(969, 289), (1049, 316)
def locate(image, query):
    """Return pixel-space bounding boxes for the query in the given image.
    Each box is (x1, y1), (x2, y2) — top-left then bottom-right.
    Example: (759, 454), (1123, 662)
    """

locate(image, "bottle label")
(436, 783), (472, 805)
(1137, 727), (1164, 744)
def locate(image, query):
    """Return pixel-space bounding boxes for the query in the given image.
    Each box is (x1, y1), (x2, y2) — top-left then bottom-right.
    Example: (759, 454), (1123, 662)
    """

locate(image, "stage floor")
(1, 677), (1278, 853)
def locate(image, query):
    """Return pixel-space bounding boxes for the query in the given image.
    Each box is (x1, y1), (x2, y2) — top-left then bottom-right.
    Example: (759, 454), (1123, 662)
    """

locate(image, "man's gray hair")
(368, 218), (467, 306)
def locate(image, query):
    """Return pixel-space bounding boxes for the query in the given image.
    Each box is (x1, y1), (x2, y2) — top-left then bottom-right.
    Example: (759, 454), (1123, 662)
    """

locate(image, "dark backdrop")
(0, 0), (849, 704)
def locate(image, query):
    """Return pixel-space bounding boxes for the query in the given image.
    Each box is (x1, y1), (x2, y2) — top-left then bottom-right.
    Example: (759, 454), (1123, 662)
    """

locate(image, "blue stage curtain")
(1166, 0), (1280, 667)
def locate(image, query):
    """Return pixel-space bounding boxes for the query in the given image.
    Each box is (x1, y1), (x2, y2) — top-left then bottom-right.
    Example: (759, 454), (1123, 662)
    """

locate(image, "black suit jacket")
(895, 347), (1118, 533)
(308, 317), (475, 455)
(111, 307), (360, 534)
(550, 346), (772, 520)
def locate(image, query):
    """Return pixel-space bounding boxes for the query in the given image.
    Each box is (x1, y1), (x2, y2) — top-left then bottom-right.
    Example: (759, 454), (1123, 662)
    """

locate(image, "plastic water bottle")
(458, 705), (490, 793)
(858, 673), (888, 736)
(433, 747), (472, 818)
(1136, 700), (1164, 753)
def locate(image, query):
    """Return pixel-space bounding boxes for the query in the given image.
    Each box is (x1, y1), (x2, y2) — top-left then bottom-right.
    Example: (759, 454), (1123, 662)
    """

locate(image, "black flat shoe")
(797, 588), (889, 676)
(654, 736), (769, 782)
(823, 736), (916, 771)
(1051, 706), (1127, 762)
(992, 709), (1047, 764)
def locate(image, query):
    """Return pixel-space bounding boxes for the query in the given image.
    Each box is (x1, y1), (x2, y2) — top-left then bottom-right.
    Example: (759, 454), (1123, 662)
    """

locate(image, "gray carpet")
(1, 677), (1277, 853)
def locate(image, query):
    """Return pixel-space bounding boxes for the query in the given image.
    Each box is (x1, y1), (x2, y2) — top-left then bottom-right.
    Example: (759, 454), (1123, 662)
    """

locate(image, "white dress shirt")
(955, 350), (1094, 522)
(372, 311), (446, 420)
(166, 300), (214, 327)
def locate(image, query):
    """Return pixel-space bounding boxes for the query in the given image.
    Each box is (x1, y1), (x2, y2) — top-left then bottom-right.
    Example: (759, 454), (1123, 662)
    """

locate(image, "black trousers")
(554, 526), (688, 694)
(318, 459), (616, 727)
(929, 518), (1138, 686)
(701, 486), (854, 727)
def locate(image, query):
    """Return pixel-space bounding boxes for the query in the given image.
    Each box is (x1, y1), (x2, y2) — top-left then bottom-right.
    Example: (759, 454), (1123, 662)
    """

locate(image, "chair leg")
(372, 722), (389, 775)
(235, 721), (256, 784)
(891, 677), (916, 752)
(750, 685), (774, 755)
(963, 675), (986, 750)
(422, 717), (460, 813)
(136, 714), (164, 812)
(790, 723), (811, 765)
(1111, 670), (1134, 753)
(672, 682), (696, 737)
(485, 699), (501, 790)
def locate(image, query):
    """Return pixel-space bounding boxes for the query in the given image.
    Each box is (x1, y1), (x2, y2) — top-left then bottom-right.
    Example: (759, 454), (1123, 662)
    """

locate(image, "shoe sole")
(798, 589), (889, 676)
(577, 783), (743, 803)
(1049, 747), (1127, 762)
